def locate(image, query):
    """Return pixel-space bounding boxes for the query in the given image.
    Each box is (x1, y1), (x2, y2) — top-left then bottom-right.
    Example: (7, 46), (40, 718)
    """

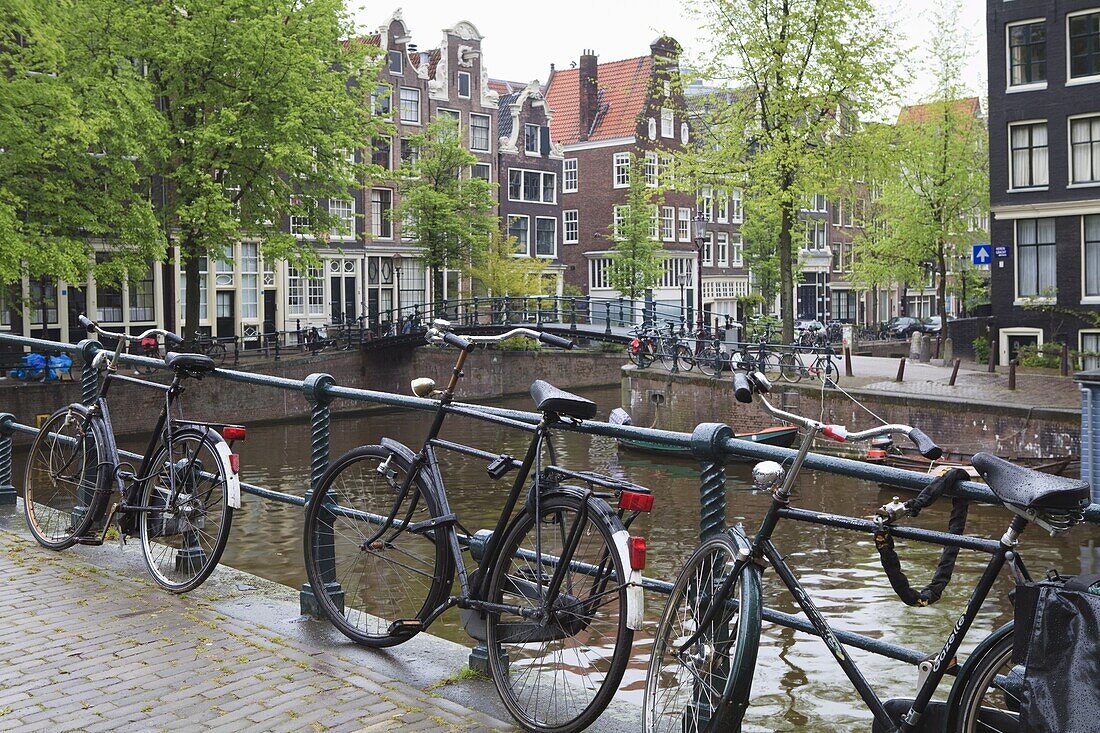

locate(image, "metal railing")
(0, 331), (1096, 671)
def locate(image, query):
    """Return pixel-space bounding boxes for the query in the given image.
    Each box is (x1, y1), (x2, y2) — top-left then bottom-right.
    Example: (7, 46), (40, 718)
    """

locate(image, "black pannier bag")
(1013, 572), (1100, 732)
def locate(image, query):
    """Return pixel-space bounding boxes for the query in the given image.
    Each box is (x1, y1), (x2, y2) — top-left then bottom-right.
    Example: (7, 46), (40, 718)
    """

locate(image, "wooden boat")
(615, 423), (798, 459)
(866, 448), (1074, 476)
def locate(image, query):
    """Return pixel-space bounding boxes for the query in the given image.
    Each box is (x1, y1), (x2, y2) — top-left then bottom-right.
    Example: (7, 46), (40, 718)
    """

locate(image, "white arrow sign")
(972, 245), (991, 264)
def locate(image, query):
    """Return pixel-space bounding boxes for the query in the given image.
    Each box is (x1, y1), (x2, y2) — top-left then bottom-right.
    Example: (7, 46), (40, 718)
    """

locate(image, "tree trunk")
(936, 241), (948, 352)
(779, 204), (794, 344)
(183, 234), (200, 343)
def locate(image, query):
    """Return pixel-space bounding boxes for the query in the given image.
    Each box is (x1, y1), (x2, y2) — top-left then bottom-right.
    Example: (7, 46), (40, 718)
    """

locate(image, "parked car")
(920, 315), (955, 334)
(794, 319), (824, 333)
(885, 317), (923, 338)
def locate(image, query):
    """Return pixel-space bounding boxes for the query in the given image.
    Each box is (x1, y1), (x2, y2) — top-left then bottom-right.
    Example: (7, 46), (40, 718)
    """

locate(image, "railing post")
(76, 339), (101, 406)
(0, 413), (16, 505)
(691, 423), (732, 542)
(467, 529), (498, 674)
(569, 298), (577, 332)
(299, 372), (342, 618)
(605, 302), (612, 335)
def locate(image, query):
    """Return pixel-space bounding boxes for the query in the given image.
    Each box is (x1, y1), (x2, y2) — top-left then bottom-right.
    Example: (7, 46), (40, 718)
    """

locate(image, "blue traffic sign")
(972, 244), (991, 265)
(994, 246), (1009, 259)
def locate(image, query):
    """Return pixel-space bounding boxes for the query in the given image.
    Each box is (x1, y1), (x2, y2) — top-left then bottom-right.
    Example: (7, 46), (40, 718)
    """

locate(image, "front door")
(216, 291), (235, 339)
(66, 286), (86, 343)
(263, 290), (277, 338)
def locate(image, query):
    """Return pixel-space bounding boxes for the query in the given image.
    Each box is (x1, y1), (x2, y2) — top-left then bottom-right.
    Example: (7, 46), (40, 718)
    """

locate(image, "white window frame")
(999, 327), (1044, 366)
(1069, 113), (1100, 186)
(1082, 214), (1100, 302)
(508, 214), (530, 256)
(457, 70), (471, 98)
(329, 198), (355, 241)
(471, 163), (492, 182)
(731, 188), (744, 222)
(507, 168), (557, 204)
(613, 206), (626, 240)
(1009, 120), (1049, 190)
(678, 208), (691, 242)
(525, 124), (541, 155)
(703, 233), (714, 266)
(1080, 329), (1100, 370)
(1006, 18), (1049, 92)
(661, 206), (675, 241)
(1067, 9), (1100, 86)
(371, 188), (393, 240)
(437, 107), (460, 125)
(399, 87), (421, 125)
(716, 232), (729, 267)
(613, 153), (630, 188)
(307, 264), (324, 316)
(661, 108), (674, 138)
(563, 158), (578, 192)
(388, 49), (403, 75)
(731, 232), (743, 267)
(470, 113), (491, 152)
(716, 190), (729, 222)
(563, 210), (579, 244)
(1014, 217), (1057, 303)
(644, 152), (659, 187)
(700, 186), (713, 222)
(534, 216), (557, 258)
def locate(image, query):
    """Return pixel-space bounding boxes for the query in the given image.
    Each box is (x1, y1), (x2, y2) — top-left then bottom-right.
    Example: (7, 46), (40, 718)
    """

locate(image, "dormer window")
(458, 71), (471, 98)
(661, 108), (674, 138)
(525, 124), (540, 154)
(388, 50), (403, 75)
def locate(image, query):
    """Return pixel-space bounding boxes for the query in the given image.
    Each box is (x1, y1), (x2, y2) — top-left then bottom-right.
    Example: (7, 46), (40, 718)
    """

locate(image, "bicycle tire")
(644, 531), (761, 733)
(699, 346), (723, 377)
(948, 630), (1020, 732)
(657, 340), (676, 368)
(674, 344), (695, 372)
(208, 342), (227, 366)
(757, 352), (781, 380)
(639, 342), (656, 368)
(822, 358), (839, 385)
(486, 492), (633, 733)
(23, 405), (109, 550)
(138, 428), (234, 593)
(779, 352), (803, 383)
(303, 444), (454, 648)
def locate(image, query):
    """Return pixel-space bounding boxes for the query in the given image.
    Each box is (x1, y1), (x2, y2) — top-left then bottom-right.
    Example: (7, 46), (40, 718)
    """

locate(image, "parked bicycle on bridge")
(23, 316), (244, 593)
(643, 369), (1091, 732)
(303, 319), (652, 733)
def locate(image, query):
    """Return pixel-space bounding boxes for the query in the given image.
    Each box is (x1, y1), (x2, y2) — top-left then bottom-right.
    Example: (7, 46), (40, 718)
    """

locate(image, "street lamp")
(392, 252), (404, 328)
(677, 272), (691, 335)
(692, 215), (708, 338)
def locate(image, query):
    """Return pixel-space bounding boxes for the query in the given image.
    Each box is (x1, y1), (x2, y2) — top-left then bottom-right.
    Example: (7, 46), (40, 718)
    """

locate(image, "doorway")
(216, 291), (235, 339)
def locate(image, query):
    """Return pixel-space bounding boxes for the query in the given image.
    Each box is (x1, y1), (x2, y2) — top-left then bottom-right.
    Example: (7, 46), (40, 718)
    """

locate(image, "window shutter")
(540, 126), (551, 156)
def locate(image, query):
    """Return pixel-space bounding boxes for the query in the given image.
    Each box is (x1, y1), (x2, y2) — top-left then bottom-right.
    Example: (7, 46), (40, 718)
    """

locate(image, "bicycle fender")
(942, 622), (1014, 732)
(535, 485), (644, 632)
(179, 427), (240, 510)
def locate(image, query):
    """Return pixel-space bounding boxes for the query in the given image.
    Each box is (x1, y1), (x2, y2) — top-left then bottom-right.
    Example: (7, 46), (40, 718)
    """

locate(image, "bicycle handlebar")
(426, 320), (575, 351)
(79, 315), (184, 348)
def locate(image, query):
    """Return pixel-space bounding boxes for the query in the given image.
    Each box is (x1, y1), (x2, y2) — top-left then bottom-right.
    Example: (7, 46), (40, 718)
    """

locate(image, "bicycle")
(643, 369), (1091, 732)
(696, 330), (730, 378)
(729, 337), (780, 380)
(779, 344), (840, 384)
(302, 319), (650, 733)
(656, 321), (694, 372)
(23, 315), (244, 593)
(628, 323), (661, 368)
(190, 333), (228, 366)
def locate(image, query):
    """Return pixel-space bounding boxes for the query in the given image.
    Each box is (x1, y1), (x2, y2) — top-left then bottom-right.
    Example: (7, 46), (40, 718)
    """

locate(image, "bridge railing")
(0, 331), (1096, 671)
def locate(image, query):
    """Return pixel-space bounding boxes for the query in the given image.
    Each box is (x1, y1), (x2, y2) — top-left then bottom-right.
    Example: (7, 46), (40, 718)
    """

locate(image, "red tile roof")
(489, 78), (526, 96)
(426, 48), (442, 79)
(897, 97), (981, 124)
(545, 55), (652, 145)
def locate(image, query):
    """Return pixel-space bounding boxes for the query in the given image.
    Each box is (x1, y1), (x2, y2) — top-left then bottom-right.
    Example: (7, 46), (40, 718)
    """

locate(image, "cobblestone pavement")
(0, 531), (516, 733)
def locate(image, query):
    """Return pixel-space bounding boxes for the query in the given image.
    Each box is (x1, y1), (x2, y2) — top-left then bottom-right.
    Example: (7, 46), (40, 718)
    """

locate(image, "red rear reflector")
(822, 425), (848, 443)
(223, 426), (247, 441)
(620, 491), (654, 513)
(630, 338), (641, 353)
(627, 536), (647, 570)
(228, 454), (240, 473)
(866, 449), (887, 461)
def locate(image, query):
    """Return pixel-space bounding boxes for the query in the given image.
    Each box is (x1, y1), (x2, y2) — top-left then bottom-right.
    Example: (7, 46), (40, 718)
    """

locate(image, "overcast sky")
(350, 1), (987, 113)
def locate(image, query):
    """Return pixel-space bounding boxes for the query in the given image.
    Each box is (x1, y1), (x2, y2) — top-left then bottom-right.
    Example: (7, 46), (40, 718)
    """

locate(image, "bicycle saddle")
(530, 380), (597, 420)
(164, 351), (216, 377)
(971, 452), (1091, 511)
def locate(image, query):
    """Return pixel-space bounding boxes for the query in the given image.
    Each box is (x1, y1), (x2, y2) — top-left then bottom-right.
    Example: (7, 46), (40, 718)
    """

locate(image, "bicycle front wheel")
(486, 493), (633, 733)
(303, 444), (454, 647)
(675, 344), (695, 372)
(644, 532), (762, 733)
(757, 352), (781, 380)
(948, 631), (1020, 732)
(23, 405), (109, 549)
(779, 353), (803, 383)
(138, 429), (233, 592)
(208, 342), (227, 366)
(699, 346), (723, 377)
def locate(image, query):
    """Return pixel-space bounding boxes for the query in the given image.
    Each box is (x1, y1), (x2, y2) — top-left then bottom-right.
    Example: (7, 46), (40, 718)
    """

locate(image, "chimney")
(578, 50), (598, 142)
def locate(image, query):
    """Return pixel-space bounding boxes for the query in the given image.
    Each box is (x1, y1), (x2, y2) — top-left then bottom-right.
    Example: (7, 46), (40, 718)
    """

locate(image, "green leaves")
(607, 155), (665, 299)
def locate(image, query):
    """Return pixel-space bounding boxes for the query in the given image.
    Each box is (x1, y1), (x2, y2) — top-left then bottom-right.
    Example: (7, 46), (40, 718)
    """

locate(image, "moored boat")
(609, 408), (798, 459)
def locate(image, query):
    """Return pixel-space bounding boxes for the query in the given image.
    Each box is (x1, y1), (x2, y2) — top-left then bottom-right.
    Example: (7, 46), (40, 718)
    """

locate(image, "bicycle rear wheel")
(699, 346), (723, 377)
(23, 405), (109, 549)
(138, 429), (233, 592)
(208, 342), (227, 366)
(486, 493), (633, 733)
(757, 352), (781, 380)
(948, 632), (1020, 732)
(779, 353), (803, 383)
(675, 344), (695, 372)
(303, 444), (453, 647)
(644, 531), (761, 733)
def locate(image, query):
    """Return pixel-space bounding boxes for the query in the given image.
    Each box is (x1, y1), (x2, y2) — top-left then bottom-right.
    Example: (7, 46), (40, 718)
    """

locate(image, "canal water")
(21, 383), (1099, 730)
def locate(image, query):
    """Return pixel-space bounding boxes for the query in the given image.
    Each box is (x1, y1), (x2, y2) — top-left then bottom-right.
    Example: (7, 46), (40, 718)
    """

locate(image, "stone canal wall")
(622, 367), (1081, 460)
(0, 347), (625, 438)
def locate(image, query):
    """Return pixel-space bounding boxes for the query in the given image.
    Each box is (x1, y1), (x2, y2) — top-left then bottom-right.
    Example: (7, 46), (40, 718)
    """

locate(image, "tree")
(0, 1), (164, 294)
(686, 0), (900, 342)
(607, 155), (665, 303)
(395, 116), (497, 302)
(468, 230), (551, 297)
(854, 0), (988, 345)
(137, 0), (383, 339)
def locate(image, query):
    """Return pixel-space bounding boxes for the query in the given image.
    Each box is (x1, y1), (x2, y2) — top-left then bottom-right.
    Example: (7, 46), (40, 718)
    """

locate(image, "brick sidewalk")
(0, 531), (516, 733)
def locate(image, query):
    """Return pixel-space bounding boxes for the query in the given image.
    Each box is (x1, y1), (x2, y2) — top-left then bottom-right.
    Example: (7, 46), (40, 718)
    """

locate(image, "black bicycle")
(643, 370), (1090, 732)
(303, 319), (650, 733)
(23, 316), (245, 592)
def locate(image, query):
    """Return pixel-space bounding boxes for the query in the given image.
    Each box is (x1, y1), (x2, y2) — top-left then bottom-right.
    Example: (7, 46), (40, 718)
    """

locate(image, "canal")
(19, 382), (1099, 730)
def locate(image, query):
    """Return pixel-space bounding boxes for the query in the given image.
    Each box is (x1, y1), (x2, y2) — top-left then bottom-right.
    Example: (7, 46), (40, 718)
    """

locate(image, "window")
(241, 244), (258, 319)
(307, 264), (324, 315)
(810, 193), (827, 212)
(525, 124), (540, 155)
(458, 71), (471, 98)
(371, 86), (391, 116)
(330, 199), (354, 240)
(470, 113), (490, 151)
(564, 210), (579, 244)
(832, 200), (842, 226)
(287, 266), (303, 315)
(471, 163), (491, 181)
(1071, 115), (1100, 184)
(438, 108), (460, 124)
(703, 233), (714, 266)
(371, 189), (393, 239)
(613, 206), (626, 239)
(661, 206), (675, 241)
(563, 159), (577, 192)
(659, 153), (674, 187)
(129, 263), (155, 321)
(372, 137), (391, 169)
(399, 87), (420, 124)
(180, 257), (208, 321)
(731, 233), (743, 266)
(215, 244), (234, 286)
(661, 108), (674, 138)
(590, 257), (610, 289)
(290, 197), (310, 236)
(1085, 215), (1100, 297)
(1017, 217), (1056, 298)
(843, 201), (853, 227)
(716, 232), (729, 267)
(535, 217), (556, 257)
(388, 50), (403, 75)
(805, 220), (827, 250)
(1069, 11), (1100, 80)
(216, 291), (233, 320)
(650, 206), (660, 240)
(1083, 331), (1100, 370)
(613, 153), (630, 187)
(700, 186), (713, 222)
(1010, 121), (1048, 188)
(678, 208), (691, 241)
(831, 290), (857, 321)
(731, 189), (743, 222)
(1008, 21), (1046, 86)
(95, 256), (123, 322)
(400, 139), (418, 167)
(644, 152), (659, 187)
(508, 215), (529, 254)
(716, 190), (729, 222)
(507, 169), (556, 203)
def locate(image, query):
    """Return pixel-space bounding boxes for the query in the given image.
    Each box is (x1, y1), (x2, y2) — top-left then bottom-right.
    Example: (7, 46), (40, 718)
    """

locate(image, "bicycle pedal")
(387, 619), (423, 636)
(75, 537), (104, 546)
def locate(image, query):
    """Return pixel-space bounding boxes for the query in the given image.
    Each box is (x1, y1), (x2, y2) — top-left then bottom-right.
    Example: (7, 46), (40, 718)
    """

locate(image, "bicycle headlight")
(752, 460), (784, 491)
